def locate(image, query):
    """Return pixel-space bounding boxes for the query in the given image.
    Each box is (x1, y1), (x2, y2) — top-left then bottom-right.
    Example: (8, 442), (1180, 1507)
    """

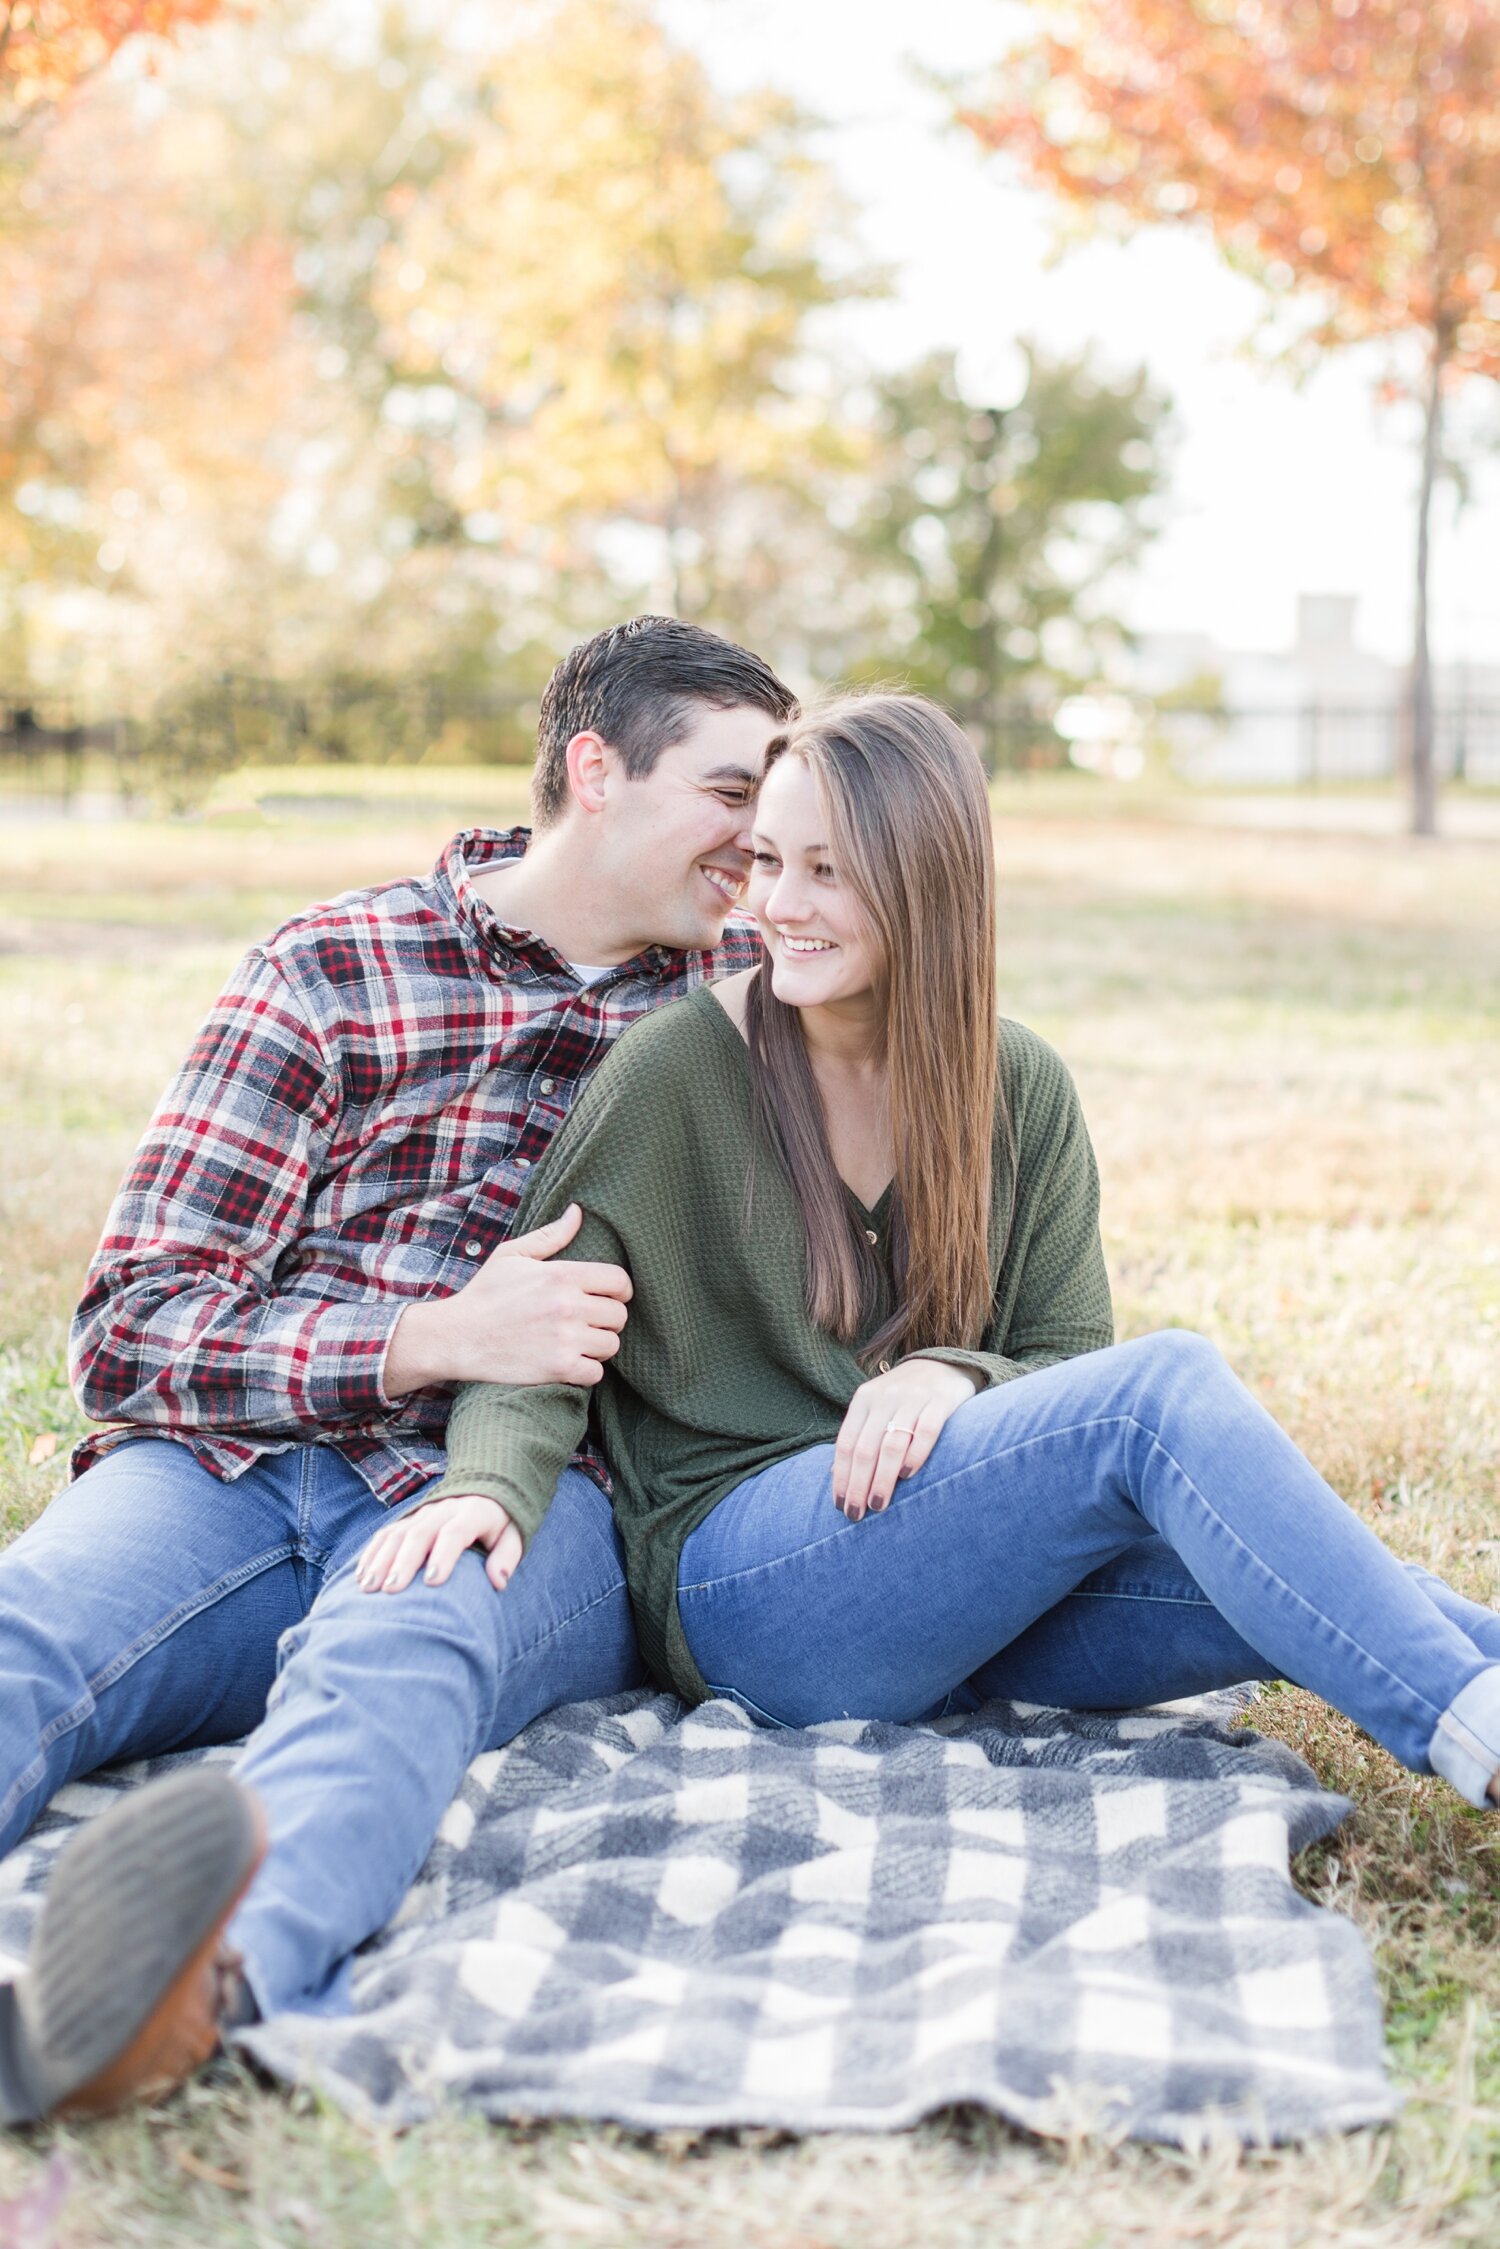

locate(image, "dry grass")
(1, 776), (1498, 2245)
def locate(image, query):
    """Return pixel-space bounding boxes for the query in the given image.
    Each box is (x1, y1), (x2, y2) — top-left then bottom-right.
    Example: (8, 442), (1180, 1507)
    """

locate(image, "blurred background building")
(1135, 597), (1500, 786)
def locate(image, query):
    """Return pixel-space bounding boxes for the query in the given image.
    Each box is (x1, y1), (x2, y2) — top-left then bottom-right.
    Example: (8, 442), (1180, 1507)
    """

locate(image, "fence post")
(1300, 702), (1318, 786)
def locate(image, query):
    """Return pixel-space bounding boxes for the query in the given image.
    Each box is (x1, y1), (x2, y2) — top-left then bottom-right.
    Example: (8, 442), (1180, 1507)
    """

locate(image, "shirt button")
(517, 1156), (531, 1170)
(539, 1077), (556, 1095)
(463, 1241), (482, 1259)
(878, 1359), (892, 1374)
(864, 1228), (878, 1245)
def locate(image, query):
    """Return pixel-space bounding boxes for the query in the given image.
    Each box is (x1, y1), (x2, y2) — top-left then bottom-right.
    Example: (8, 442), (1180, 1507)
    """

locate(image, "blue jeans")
(679, 1330), (1500, 1806)
(0, 1440), (643, 2012)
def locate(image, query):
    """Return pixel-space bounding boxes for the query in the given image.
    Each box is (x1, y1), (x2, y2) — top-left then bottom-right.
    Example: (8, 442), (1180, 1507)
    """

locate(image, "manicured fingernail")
(496, 1572), (510, 1589)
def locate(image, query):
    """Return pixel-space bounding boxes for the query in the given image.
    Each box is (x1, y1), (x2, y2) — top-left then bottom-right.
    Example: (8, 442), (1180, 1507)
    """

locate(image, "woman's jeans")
(679, 1330), (1500, 1807)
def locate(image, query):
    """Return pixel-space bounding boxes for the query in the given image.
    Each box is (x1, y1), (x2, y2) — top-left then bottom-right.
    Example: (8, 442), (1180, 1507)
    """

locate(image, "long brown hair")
(745, 692), (1005, 1364)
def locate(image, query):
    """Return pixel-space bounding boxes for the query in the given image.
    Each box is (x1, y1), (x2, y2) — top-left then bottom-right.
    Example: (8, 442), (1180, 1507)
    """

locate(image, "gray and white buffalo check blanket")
(0, 1689), (1396, 2146)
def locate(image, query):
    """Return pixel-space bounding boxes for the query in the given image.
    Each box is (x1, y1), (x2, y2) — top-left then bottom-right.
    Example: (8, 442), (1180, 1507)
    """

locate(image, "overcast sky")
(663, 0), (1500, 670)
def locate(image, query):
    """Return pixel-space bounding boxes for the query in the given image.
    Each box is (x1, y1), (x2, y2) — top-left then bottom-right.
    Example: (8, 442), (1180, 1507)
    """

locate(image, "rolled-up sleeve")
(69, 948), (403, 1440)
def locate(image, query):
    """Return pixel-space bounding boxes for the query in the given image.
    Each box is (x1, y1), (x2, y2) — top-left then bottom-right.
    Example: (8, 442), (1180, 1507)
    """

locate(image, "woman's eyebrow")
(750, 831), (829, 853)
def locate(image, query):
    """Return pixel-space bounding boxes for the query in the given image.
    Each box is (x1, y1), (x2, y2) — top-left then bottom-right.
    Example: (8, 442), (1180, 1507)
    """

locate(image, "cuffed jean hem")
(1428, 1666), (1500, 1807)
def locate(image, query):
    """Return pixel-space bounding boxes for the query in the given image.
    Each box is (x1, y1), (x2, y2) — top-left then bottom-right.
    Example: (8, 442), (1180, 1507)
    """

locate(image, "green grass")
(2, 784), (1499, 2245)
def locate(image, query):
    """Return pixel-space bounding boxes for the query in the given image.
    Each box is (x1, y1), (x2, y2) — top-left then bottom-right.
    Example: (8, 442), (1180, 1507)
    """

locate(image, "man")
(0, 616), (796, 2125)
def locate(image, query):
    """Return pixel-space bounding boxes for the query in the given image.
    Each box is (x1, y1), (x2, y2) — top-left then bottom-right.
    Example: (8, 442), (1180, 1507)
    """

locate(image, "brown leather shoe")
(0, 1769), (266, 2124)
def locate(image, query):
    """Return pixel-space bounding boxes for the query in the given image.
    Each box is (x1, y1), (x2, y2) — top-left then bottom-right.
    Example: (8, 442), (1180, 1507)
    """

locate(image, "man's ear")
(563, 731), (613, 815)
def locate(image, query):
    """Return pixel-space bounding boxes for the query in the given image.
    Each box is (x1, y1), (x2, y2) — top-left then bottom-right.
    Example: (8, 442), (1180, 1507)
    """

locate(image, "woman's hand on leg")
(834, 1363), (980, 1521)
(356, 1496), (523, 1594)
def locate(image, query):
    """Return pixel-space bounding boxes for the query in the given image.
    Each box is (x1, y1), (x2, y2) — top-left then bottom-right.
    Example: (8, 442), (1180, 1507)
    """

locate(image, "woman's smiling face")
(747, 753), (882, 1010)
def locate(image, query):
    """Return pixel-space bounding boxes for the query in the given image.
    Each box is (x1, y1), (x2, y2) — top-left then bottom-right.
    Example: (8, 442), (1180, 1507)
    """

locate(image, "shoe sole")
(19, 1770), (267, 2119)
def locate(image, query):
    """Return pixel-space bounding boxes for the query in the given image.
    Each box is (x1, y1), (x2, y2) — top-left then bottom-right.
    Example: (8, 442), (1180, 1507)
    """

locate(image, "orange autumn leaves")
(0, 93), (301, 587)
(0, 0), (226, 123)
(963, 0), (1500, 378)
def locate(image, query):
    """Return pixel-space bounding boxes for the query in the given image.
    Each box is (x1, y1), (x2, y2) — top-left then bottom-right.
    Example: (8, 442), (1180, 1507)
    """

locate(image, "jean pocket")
(703, 1683), (792, 1731)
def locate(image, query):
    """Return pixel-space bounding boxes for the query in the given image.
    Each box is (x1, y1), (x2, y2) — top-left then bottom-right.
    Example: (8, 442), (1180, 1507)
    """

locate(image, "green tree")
(843, 348), (1170, 760)
(368, 0), (873, 629)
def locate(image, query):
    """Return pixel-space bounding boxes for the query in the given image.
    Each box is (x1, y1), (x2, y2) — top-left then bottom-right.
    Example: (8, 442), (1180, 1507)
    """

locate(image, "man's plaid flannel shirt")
(69, 827), (759, 1507)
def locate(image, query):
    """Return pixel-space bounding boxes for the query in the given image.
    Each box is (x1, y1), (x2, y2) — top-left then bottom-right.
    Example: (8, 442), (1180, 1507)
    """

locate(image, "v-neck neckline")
(850, 1178), (895, 1225)
(696, 985), (896, 1220)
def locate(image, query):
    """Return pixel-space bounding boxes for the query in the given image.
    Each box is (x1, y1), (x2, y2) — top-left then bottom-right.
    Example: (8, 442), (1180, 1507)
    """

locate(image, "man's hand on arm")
(368, 1202), (631, 1599)
(382, 1201), (632, 1396)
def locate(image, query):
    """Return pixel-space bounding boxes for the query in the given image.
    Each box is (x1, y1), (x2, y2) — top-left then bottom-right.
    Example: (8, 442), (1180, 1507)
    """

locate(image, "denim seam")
(297, 1444), (318, 1560)
(1437, 1708), (1500, 1765)
(84, 1545), (297, 1699)
(1068, 1590), (1217, 1607)
(0, 1748), (54, 1838)
(703, 1682), (788, 1729)
(682, 1406), (1452, 1730)
(36, 1693), (93, 1753)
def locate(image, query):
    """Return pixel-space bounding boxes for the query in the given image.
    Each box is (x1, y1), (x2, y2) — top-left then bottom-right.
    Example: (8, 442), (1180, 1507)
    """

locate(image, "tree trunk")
(975, 405), (1005, 772)
(1407, 332), (1446, 839)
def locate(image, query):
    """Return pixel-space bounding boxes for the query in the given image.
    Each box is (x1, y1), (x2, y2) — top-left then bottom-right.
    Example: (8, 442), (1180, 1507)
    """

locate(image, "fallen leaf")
(176, 2147), (249, 2193)
(27, 1432), (58, 1466)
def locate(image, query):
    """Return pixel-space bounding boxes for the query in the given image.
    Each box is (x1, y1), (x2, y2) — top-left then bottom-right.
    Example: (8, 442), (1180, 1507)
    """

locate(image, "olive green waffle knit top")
(430, 985), (1114, 1703)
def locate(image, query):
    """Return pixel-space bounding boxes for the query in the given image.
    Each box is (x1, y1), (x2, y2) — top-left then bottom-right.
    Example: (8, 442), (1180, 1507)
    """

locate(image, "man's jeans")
(680, 1330), (1500, 1806)
(0, 1441), (643, 2013)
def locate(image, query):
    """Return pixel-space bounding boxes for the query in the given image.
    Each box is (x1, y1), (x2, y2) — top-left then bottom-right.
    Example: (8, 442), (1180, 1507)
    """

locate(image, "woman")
(360, 694), (1500, 1807)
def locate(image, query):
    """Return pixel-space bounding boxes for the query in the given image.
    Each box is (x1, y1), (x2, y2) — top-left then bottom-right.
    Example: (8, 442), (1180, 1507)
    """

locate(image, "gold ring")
(886, 1422), (916, 1438)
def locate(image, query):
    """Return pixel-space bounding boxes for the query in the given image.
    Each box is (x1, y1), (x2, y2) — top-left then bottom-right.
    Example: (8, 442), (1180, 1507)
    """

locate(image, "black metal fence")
(0, 677), (536, 812)
(3, 682), (1498, 809)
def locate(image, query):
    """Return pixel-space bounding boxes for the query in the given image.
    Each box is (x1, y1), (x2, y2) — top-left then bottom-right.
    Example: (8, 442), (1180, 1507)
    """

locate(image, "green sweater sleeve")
(910, 1029), (1113, 1392)
(425, 1055), (641, 1549)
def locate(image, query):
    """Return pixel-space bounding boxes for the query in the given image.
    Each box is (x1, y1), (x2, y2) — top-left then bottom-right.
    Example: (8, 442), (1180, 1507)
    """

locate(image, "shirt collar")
(433, 827), (748, 989)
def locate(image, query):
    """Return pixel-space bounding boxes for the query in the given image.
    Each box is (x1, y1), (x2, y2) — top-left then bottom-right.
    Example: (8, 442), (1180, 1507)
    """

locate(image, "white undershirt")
(567, 962), (615, 985)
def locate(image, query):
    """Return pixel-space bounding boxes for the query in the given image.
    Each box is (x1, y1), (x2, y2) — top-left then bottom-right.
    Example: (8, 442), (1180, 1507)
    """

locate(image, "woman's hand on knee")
(355, 1495), (524, 1595)
(834, 1362), (980, 1522)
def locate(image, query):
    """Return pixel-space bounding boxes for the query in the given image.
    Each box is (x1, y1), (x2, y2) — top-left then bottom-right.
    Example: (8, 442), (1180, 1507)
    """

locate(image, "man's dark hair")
(532, 616), (798, 825)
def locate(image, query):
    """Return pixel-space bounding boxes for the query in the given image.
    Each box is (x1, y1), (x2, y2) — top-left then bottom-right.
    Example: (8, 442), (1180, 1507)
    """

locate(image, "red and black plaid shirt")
(70, 827), (759, 1506)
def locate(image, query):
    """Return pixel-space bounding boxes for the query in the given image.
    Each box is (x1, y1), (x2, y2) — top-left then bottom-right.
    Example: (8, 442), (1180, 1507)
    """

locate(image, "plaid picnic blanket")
(0, 1690), (1396, 2146)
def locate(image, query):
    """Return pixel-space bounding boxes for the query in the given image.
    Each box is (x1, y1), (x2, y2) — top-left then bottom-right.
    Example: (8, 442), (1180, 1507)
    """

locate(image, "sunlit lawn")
(1, 772), (1498, 2245)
